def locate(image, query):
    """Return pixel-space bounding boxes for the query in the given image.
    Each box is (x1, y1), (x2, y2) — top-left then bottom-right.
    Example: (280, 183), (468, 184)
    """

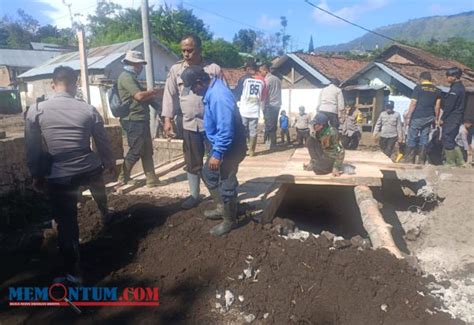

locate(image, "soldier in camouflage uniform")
(304, 112), (345, 176)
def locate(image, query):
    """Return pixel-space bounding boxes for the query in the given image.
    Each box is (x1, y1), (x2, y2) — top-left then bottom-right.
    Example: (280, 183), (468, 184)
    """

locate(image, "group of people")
(23, 29), (470, 286)
(373, 68), (471, 166)
(23, 33), (283, 284)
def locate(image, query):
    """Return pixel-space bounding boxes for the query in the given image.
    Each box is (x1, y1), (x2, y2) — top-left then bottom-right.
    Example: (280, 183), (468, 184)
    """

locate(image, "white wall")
(357, 66), (392, 89)
(281, 88), (322, 119)
(389, 95), (411, 122)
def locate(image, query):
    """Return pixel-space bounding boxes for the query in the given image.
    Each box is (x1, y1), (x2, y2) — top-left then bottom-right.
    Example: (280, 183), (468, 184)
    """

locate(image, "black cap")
(446, 67), (462, 78)
(385, 100), (394, 110)
(180, 65), (211, 96)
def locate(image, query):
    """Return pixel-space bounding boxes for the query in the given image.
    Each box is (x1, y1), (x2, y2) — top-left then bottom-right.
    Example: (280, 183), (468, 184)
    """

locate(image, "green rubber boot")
(453, 146), (466, 167)
(444, 149), (456, 167)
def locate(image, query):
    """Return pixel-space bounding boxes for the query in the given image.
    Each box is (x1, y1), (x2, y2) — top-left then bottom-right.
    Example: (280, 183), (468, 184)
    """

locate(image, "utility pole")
(77, 27), (90, 104)
(141, 0), (156, 137)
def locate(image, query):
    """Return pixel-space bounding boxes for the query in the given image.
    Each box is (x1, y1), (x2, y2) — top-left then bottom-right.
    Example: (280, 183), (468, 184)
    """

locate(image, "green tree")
(308, 35), (314, 53)
(203, 38), (243, 68)
(232, 29), (257, 53)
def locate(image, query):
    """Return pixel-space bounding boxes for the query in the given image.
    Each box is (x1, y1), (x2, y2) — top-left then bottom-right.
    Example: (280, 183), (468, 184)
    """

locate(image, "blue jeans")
(241, 117), (258, 138)
(202, 148), (245, 203)
(407, 116), (434, 148)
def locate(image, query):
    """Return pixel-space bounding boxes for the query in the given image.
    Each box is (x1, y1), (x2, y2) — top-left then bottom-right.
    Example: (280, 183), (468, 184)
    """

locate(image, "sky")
(0, 0), (473, 49)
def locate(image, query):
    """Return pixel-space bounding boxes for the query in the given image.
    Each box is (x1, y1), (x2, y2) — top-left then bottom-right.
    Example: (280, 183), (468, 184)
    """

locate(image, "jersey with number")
(238, 76), (266, 118)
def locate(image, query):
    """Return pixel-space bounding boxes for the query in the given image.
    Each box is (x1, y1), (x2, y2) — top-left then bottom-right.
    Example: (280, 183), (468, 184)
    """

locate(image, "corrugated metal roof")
(18, 38), (179, 80)
(30, 42), (67, 51)
(0, 49), (62, 68)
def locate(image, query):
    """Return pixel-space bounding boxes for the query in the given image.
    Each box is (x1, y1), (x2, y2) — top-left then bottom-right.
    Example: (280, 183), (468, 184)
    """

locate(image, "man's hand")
(332, 168), (342, 177)
(32, 178), (45, 192)
(438, 120), (444, 126)
(208, 156), (221, 171)
(398, 137), (403, 143)
(373, 133), (379, 140)
(163, 118), (175, 138)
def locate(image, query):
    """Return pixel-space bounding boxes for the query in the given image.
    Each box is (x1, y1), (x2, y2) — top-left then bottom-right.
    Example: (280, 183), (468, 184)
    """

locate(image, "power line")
(180, 1), (307, 49)
(181, 1), (272, 34)
(304, 0), (403, 45)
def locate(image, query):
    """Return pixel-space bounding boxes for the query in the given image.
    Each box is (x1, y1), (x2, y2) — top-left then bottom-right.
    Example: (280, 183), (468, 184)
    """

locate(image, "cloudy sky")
(1, 0), (472, 49)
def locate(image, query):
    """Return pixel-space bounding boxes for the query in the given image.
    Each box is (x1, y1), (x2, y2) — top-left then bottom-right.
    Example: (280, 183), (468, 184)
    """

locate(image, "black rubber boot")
(403, 146), (416, 164)
(417, 146), (427, 165)
(204, 188), (224, 220)
(210, 199), (237, 236)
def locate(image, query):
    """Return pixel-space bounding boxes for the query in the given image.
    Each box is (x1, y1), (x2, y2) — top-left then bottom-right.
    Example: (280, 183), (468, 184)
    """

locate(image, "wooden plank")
(116, 158), (185, 194)
(259, 183), (289, 224)
(82, 156), (185, 196)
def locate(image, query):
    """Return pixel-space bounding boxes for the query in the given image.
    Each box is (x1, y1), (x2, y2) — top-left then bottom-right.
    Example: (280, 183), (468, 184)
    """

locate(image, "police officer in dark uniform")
(440, 67), (466, 166)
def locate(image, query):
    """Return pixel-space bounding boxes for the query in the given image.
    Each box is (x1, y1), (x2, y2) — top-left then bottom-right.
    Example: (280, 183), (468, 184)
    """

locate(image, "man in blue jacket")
(181, 65), (247, 236)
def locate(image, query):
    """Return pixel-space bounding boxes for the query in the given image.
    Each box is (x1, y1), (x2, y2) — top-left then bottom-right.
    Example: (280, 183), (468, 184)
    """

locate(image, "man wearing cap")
(259, 62), (281, 149)
(304, 112), (345, 176)
(316, 78), (345, 128)
(180, 65), (246, 236)
(373, 101), (403, 159)
(117, 50), (160, 187)
(234, 61), (267, 156)
(440, 67), (466, 166)
(162, 33), (223, 209)
(404, 72), (441, 164)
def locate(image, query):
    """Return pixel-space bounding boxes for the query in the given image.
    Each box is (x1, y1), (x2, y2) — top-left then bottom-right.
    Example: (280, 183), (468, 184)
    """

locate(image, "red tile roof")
(384, 62), (474, 89)
(222, 68), (246, 89)
(294, 53), (368, 82)
(379, 44), (472, 72)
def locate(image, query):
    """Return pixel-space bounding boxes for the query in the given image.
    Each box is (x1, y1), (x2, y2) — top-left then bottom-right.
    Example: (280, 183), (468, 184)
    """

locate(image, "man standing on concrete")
(162, 33), (223, 209)
(117, 50), (160, 187)
(316, 78), (345, 128)
(259, 63), (281, 149)
(180, 65), (246, 236)
(25, 66), (115, 284)
(373, 101), (403, 159)
(440, 67), (466, 166)
(404, 72), (441, 164)
(234, 61), (266, 156)
(304, 113), (345, 177)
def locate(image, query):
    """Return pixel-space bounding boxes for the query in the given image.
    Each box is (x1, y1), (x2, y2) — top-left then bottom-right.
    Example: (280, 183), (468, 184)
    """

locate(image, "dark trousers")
(321, 111), (340, 128)
(296, 128), (310, 145)
(121, 120), (154, 173)
(306, 136), (334, 175)
(342, 133), (360, 150)
(442, 120), (461, 150)
(202, 148), (245, 203)
(182, 129), (208, 175)
(380, 136), (397, 158)
(47, 167), (107, 275)
(280, 128), (290, 143)
(264, 106), (280, 133)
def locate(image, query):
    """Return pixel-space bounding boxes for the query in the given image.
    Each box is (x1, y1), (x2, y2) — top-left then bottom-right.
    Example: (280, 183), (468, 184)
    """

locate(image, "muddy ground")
(0, 190), (465, 324)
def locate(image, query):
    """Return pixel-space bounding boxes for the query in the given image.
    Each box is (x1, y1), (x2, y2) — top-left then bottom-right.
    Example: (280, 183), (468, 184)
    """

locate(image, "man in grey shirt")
(162, 33), (223, 209)
(259, 62), (281, 149)
(316, 78), (345, 128)
(373, 101), (403, 158)
(25, 66), (115, 284)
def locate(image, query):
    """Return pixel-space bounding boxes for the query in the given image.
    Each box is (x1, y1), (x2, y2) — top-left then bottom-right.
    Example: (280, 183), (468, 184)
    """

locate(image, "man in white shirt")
(235, 62), (266, 156)
(316, 78), (345, 128)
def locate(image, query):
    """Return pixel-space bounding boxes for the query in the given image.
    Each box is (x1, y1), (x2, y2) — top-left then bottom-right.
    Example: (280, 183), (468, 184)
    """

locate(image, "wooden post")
(354, 185), (403, 259)
(77, 28), (90, 104)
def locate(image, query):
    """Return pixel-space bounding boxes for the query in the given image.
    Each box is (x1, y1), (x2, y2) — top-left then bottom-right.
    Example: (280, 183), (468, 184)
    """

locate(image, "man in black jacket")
(440, 67), (466, 166)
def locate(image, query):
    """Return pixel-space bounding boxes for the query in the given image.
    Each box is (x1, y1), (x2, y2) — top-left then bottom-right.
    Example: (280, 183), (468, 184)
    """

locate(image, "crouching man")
(180, 65), (247, 236)
(25, 66), (115, 284)
(304, 113), (345, 177)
